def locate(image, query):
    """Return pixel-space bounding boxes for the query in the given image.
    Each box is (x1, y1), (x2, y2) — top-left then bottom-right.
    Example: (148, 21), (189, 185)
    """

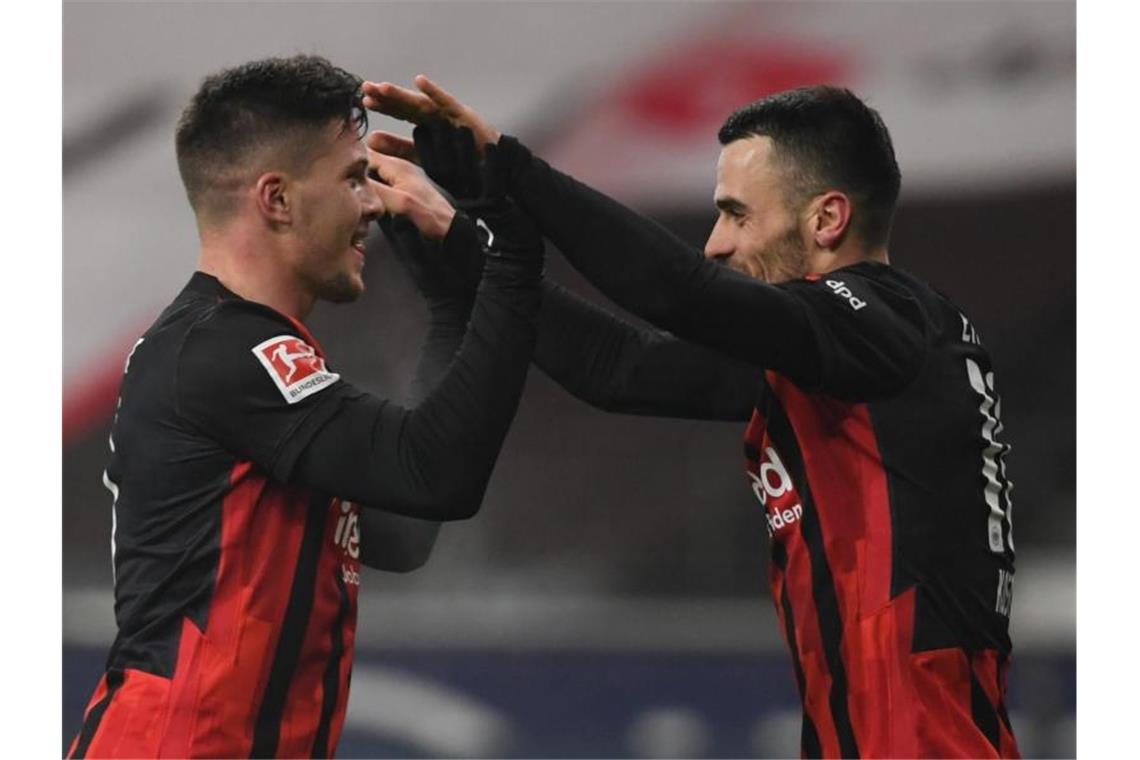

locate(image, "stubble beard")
(313, 270), (364, 303)
(756, 224), (809, 284)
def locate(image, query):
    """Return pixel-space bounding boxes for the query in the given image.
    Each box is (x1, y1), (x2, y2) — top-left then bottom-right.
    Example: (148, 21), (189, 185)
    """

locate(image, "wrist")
(426, 206), (457, 241)
(494, 135), (531, 192)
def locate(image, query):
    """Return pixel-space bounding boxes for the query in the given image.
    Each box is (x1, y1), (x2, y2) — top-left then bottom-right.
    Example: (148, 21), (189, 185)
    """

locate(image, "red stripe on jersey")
(771, 375), (893, 618)
(67, 674), (109, 758)
(277, 503), (339, 756)
(847, 585), (921, 756)
(276, 500), (360, 756)
(70, 669), (170, 757)
(971, 651), (1022, 758)
(184, 462), (311, 756)
(907, 647), (1003, 757)
(769, 375), (896, 751)
(156, 617), (207, 757)
(745, 405), (844, 757)
(284, 314), (326, 357)
(782, 533), (843, 758)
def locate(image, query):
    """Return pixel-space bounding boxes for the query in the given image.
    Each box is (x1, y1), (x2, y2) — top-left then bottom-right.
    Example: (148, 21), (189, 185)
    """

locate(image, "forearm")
(499, 137), (822, 385)
(500, 136), (703, 326)
(293, 252), (539, 520)
(537, 281), (757, 421)
(411, 295), (473, 399)
(358, 509), (439, 572)
(358, 284), (472, 571)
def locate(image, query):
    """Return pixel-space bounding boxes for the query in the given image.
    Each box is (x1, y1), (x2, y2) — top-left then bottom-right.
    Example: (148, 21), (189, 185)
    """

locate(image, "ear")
(810, 191), (852, 250)
(254, 172), (291, 225)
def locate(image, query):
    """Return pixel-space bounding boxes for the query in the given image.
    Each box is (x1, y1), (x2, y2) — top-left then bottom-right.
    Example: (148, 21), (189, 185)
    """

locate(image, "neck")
(808, 241), (889, 276)
(197, 224), (314, 321)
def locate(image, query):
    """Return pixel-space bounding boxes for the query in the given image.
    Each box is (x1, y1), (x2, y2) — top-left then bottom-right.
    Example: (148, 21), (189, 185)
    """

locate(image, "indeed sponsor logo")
(825, 279), (867, 311)
(746, 446), (805, 537)
(766, 503), (803, 535)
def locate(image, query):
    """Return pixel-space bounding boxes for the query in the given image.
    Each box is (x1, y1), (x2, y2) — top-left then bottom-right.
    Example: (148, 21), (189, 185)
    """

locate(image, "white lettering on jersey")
(252, 335), (340, 404)
(748, 446), (793, 506)
(960, 312), (981, 345)
(825, 279), (867, 311)
(334, 501), (361, 560)
(967, 358), (1014, 553)
(995, 568), (1014, 616)
(746, 446), (804, 537)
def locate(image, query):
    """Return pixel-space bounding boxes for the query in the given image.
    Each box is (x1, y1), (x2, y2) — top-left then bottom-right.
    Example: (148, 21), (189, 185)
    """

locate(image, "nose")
(704, 215), (734, 262)
(360, 183), (385, 221)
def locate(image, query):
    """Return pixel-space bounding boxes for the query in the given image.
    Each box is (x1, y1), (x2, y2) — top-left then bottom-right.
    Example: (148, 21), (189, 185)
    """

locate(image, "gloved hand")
(378, 212), (483, 299)
(412, 119), (542, 266)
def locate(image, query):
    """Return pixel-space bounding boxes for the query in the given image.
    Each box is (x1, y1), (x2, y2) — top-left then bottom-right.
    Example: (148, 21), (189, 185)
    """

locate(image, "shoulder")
(779, 262), (929, 335)
(177, 299), (342, 408)
(185, 298), (302, 341)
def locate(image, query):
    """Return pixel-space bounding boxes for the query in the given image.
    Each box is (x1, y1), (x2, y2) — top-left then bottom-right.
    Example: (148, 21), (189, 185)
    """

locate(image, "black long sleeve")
(288, 217), (541, 521)
(497, 136), (823, 388)
(356, 219), (480, 571)
(430, 213), (758, 420)
(536, 281), (757, 421)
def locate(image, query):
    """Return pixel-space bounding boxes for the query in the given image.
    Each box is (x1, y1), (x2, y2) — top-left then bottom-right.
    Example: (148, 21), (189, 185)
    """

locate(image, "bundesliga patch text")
(252, 334), (341, 404)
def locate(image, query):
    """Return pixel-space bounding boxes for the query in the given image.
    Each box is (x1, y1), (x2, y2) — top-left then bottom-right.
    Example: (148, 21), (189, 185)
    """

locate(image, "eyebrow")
(715, 197), (749, 215)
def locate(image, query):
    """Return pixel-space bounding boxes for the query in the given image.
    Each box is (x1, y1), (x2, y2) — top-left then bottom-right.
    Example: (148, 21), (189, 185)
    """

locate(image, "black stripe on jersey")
(767, 399), (860, 759)
(778, 578), (822, 759)
(311, 571), (350, 758)
(969, 653), (1001, 752)
(996, 652), (1014, 735)
(251, 493), (328, 759)
(71, 669), (124, 759)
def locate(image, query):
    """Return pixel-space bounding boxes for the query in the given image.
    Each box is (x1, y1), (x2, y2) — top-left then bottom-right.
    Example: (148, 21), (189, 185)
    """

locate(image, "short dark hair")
(718, 86), (901, 249)
(175, 54), (366, 221)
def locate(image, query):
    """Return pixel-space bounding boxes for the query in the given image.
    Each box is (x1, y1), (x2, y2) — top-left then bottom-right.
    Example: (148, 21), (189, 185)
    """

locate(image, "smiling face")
(287, 120), (382, 303)
(703, 136), (810, 284)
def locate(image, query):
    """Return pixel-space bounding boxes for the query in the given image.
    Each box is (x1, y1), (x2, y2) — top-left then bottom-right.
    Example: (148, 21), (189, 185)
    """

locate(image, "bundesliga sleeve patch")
(252, 335), (341, 404)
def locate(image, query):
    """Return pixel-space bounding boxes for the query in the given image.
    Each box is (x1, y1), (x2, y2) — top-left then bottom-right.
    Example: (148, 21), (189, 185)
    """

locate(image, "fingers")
(413, 74), (502, 149)
(361, 81), (438, 124)
(367, 130), (418, 162)
(413, 75), (464, 118)
(366, 148), (420, 186)
(366, 154), (456, 241)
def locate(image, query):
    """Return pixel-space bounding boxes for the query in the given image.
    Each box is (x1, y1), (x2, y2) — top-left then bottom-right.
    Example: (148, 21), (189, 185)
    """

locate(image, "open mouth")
(350, 228), (369, 255)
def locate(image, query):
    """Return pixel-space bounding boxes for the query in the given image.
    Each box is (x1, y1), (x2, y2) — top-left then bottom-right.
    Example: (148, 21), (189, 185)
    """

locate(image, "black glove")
(377, 212), (482, 300)
(412, 120), (543, 267)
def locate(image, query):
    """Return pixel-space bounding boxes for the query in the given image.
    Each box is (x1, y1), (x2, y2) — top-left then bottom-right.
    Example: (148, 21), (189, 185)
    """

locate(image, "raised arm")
(435, 215), (760, 421)
(353, 214), (478, 572)
(537, 281), (758, 420)
(362, 80), (821, 388)
(386, 119), (759, 421)
(364, 81), (924, 399)
(177, 154), (544, 524)
(289, 214), (542, 519)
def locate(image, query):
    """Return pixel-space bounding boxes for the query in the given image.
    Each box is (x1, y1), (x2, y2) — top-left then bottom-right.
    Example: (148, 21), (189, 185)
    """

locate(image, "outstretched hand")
(362, 75), (501, 163)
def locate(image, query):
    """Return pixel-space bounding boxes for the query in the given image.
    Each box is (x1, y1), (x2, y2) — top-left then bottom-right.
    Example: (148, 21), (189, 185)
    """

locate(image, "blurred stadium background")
(63, 2), (1075, 757)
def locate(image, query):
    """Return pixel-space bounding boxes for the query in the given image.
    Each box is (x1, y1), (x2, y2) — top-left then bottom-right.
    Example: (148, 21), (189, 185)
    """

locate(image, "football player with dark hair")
(69, 56), (544, 758)
(366, 77), (1020, 758)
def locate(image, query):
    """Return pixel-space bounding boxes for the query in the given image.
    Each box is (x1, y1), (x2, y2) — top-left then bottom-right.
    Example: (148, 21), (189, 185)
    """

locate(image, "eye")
(347, 166), (369, 186)
(725, 208), (746, 225)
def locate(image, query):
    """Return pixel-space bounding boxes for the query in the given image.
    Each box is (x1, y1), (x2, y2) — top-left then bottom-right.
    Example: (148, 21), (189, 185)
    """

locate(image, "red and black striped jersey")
(489, 135), (1022, 759)
(70, 273), (367, 758)
(746, 263), (1019, 758)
